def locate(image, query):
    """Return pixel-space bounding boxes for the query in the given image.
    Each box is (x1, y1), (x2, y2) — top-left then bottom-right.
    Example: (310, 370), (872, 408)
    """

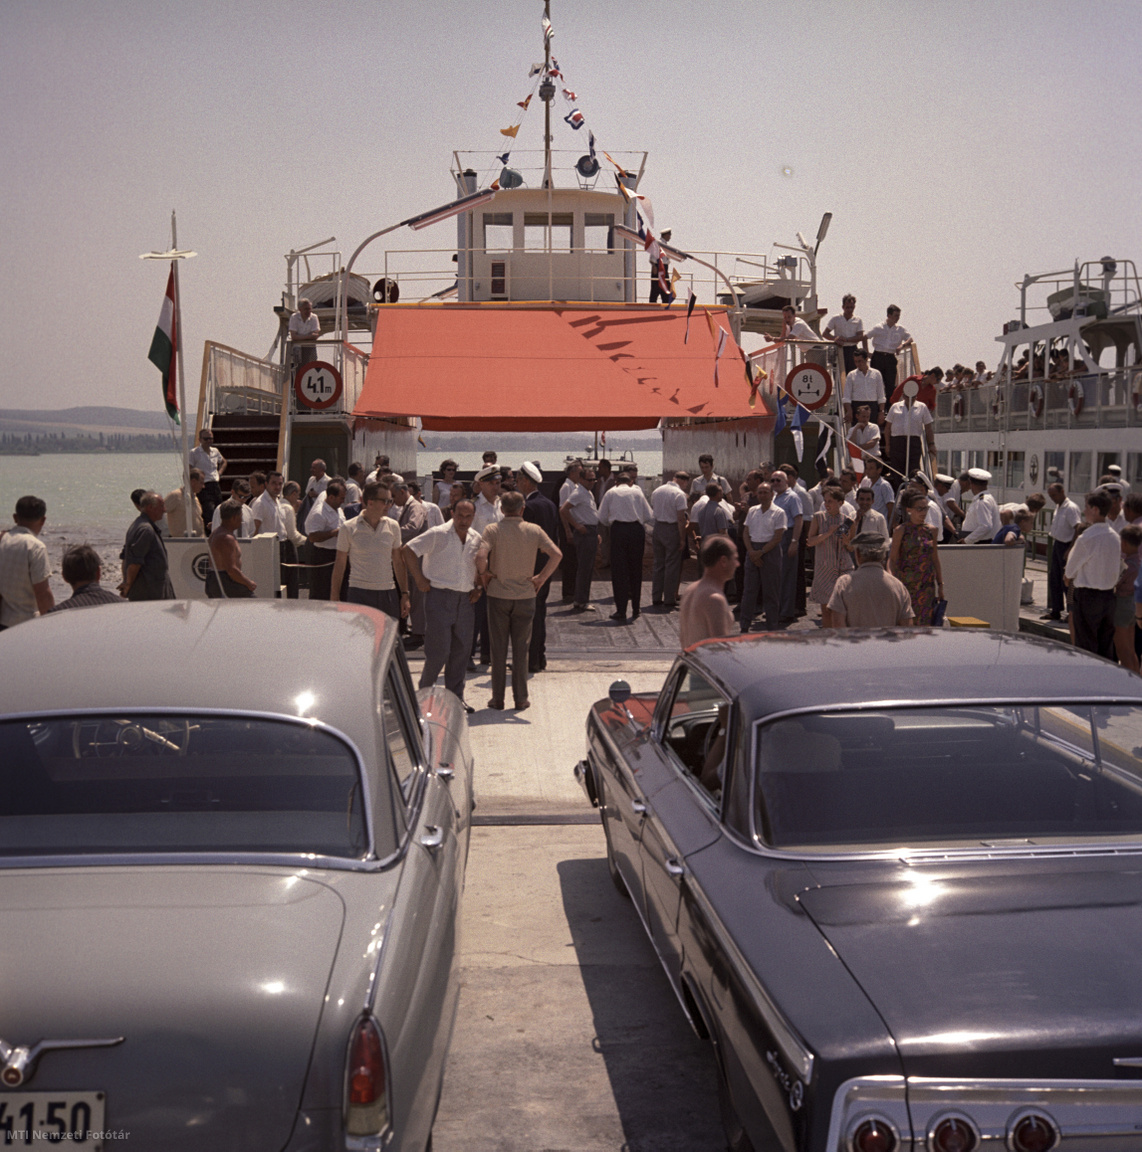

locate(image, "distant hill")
(0, 407), (173, 435)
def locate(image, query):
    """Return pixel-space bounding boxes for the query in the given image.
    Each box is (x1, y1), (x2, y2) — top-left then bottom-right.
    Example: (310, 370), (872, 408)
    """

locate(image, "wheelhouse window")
(0, 714), (373, 858)
(524, 212), (573, 252)
(483, 212), (513, 252)
(583, 213), (614, 253)
(754, 704), (1142, 852)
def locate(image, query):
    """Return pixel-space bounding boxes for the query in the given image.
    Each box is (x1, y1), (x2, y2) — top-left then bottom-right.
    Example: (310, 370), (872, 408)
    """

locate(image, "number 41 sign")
(294, 361), (344, 411)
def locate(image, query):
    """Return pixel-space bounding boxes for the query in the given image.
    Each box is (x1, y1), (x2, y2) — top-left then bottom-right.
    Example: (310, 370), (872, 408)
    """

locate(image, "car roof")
(0, 601), (396, 754)
(686, 628), (1142, 719)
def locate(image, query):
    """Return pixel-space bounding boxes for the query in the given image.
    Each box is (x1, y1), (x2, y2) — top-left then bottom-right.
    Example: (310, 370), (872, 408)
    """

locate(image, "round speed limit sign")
(787, 363), (832, 411)
(294, 361), (344, 410)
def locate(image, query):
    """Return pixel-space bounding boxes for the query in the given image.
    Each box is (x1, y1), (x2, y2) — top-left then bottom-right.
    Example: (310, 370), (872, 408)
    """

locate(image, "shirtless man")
(679, 535), (738, 649)
(206, 500), (257, 598)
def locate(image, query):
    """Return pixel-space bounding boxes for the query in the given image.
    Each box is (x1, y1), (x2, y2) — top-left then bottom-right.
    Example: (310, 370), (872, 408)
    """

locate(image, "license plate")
(0, 1093), (106, 1147)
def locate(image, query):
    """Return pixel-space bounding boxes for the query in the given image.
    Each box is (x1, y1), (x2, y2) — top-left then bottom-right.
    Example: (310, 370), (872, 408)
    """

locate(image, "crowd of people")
(3, 437), (1140, 689)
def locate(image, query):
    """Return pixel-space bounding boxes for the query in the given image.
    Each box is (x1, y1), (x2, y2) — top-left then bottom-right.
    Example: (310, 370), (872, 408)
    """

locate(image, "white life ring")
(952, 394), (965, 423)
(1067, 381), (1084, 417)
(1029, 383), (1044, 418)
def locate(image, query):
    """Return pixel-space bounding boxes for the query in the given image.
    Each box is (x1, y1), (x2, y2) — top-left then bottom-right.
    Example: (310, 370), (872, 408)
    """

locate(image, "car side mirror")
(609, 680), (632, 705)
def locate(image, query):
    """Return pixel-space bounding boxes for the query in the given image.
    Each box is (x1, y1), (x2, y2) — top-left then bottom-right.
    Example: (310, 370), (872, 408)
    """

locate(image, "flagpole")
(542, 0), (552, 190)
(170, 211), (195, 536)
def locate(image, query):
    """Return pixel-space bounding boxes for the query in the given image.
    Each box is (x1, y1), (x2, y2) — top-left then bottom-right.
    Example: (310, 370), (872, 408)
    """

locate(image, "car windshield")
(0, 714), (369, 858)
(754, 703), (1142, 852)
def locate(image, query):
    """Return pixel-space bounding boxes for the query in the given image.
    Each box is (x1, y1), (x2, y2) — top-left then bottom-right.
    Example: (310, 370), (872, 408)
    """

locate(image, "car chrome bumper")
(826, 1075), (1142, 1150)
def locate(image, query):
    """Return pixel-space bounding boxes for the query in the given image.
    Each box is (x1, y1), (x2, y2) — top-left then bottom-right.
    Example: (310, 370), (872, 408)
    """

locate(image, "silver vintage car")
(0, 599), (473, 1151)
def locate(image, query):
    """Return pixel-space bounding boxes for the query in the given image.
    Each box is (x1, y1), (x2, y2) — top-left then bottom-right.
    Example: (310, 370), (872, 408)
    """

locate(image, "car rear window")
(0, 714), (369, 858)
(754, 704), (1142, 851)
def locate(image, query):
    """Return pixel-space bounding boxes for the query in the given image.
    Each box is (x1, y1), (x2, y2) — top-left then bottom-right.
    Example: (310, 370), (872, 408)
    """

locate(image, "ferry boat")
(187, 5), (867, 507)
(931, 259), (1142, 501)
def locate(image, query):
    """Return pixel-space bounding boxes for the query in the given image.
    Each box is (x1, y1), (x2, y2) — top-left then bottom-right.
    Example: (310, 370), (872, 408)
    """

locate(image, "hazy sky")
(2, 0), (1140, 416)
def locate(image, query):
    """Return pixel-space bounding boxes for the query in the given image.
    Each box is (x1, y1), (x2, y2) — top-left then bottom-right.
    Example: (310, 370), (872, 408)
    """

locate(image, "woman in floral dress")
(807, 485), (854, 627)
(889, 491), (944, 624)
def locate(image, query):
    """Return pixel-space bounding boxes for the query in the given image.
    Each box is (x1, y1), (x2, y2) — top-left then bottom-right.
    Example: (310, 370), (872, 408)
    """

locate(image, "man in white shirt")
(866, 305), (913, 398)
(331, 480), (407, 620)
(843, 349), (886, 427)
(771, 470), (804, 622)
(688, 454), (733, 500)
(1064, 489), (1122, 659)
(560, 468), (601, 612)
(210, 478), (256, 539)
(960, 469), (1002, 544)
(1044, 481), (1082, 620)
(848, 405), (881, 456)
(598, 465), (654, 622)
(823, 294), (864, 375)
(780, 304), (818, 343)
(251, 470), (297, 599)
(650, 470), (691, 610)
(402, 500), (481, 713)
(471, 466), (504, 662)
(304, 479), (346, 600)
(0, 495), (53, 627)
(344, 463), (365, 505)
(740, 482), (787, 632)
(288, 297), (320, 369)
(305, 459), (330, 501)
(884, 390), (935, 483)
(188, 428), (227, 526)
(860, 459), (896, 525)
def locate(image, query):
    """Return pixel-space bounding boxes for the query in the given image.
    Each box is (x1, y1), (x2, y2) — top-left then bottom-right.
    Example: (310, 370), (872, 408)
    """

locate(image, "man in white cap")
(598, 465), (654, 622)
(960, 468), (1002, 543)
(518, 461), (559, 672)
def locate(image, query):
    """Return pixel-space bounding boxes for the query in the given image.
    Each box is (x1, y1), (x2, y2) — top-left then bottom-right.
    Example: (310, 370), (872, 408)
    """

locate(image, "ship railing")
(1015, 259), (1142, 328)
(362, 244), (813, 311)
(933, 366), (1142, 434)
(196, 341), (288, 431)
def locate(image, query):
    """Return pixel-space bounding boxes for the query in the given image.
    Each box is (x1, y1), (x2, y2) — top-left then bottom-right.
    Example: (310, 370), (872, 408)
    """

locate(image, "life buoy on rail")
(1067, 381), (1084, 417)
(1029, 383), (1044, 419)
(952, 394), (965, 423)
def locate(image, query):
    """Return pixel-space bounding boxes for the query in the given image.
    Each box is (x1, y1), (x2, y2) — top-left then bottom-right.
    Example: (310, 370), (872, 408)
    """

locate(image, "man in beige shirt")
(476, 490), (561, 712)
(827, 534), (914, 627)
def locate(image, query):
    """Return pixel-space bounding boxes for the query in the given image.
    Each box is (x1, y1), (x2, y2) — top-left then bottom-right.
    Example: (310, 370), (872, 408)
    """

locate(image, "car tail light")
(851, 1117), (897, 1152)
(345, 1017), (389, 1137)
(1010, 1113), (1059, 1152)
(932, 1116), (979, 1152)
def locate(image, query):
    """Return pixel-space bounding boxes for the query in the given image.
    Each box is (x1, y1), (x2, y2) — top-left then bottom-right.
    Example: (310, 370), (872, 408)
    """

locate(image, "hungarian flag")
(148, 264), (178, 423)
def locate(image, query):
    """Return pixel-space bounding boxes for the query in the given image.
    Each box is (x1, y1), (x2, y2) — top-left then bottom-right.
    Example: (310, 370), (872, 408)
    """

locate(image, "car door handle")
(631, 801), (648, 815)
(419, 826), (445, 853)
(436, 763), (455, 781)
(665, 857), (685, 877)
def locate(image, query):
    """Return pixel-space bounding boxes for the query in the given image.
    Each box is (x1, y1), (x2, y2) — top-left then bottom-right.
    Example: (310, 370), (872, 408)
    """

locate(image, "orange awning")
(355, 303), (766, 431)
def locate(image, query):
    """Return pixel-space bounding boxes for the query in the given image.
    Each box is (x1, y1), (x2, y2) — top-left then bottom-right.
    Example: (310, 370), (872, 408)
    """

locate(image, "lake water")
(1, 445), (664, 598)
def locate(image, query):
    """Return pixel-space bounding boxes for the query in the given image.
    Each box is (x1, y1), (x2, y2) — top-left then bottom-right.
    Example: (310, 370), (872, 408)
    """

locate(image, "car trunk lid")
(798, 866), (1142, 1077)
(0, 867), (345, 1151)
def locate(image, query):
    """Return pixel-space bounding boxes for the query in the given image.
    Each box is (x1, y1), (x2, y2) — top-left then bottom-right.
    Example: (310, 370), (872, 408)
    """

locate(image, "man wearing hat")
(598, 465), (654, 622)
(933, 473), (962, 539)
(960, 469), (1002, 543)
(518, 462), (559, 672)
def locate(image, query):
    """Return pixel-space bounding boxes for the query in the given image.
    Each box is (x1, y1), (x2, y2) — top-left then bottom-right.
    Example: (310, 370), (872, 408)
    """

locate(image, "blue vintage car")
(576, 628), (1142, 1152)
(0, 600), (472, 1151)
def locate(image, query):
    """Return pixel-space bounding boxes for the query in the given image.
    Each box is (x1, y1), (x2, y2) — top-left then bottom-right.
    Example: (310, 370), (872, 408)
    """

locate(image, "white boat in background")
(933, 259), (1142, 501)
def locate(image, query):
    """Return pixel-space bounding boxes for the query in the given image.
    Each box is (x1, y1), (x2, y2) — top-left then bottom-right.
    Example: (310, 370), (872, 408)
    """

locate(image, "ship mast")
(541, 0), (553, 189)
